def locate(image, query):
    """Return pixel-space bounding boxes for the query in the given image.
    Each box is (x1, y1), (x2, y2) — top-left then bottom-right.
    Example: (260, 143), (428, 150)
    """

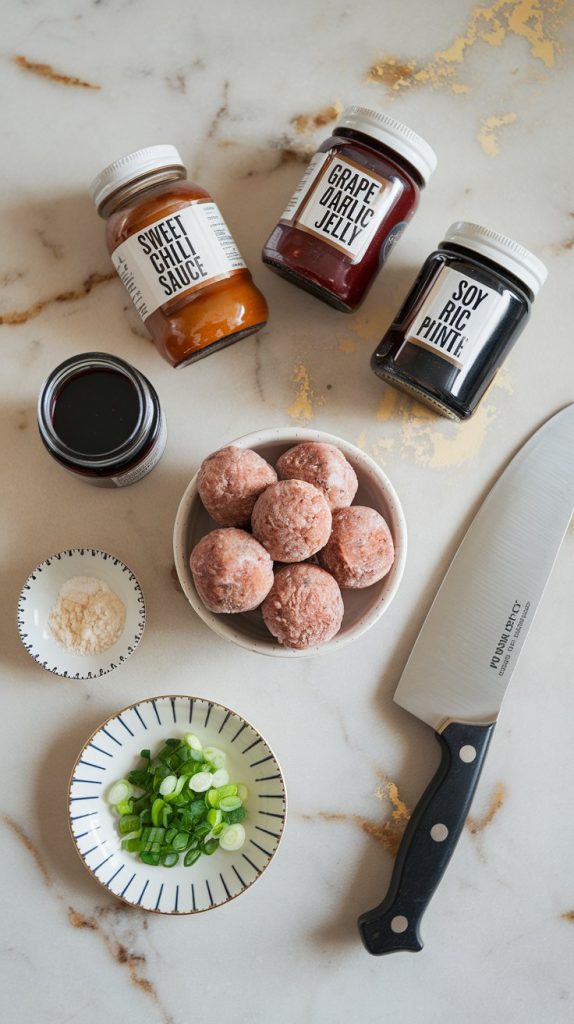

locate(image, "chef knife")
(358, 404), (574, 955)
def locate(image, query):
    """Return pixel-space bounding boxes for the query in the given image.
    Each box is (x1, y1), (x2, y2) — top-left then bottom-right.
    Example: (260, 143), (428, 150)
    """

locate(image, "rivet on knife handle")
(358, 720), (495, 955)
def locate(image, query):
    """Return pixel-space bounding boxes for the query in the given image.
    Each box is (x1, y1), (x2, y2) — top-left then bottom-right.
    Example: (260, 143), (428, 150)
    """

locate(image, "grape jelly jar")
(261, 106), (437, 311)
(371, 222), (548, 420)
(90, 145), (268, 368)
(38, 353), (166, 487)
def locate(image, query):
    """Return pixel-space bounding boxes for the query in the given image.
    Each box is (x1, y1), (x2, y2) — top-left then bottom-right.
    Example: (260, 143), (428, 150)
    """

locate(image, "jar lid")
(443, 221), (548, 297)
(90, 145), (185, 212)
(334, 106), (437, 185)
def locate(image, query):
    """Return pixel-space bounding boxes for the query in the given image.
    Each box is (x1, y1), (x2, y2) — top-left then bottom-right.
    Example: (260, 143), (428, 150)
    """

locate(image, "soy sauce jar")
(371, 222), (548, 420)
(262, 106), (437, 311)
(38, 353), (166, 487)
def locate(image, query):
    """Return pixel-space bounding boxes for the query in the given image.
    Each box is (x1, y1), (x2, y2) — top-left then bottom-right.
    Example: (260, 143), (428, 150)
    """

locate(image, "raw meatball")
(276, 442), (358, 510)
(198, 446), (277, 526)
(251, 479), (332, 562)
(262, 564), (344, 649)
(190, 528), (274, 613)
(319, 506), (394, 589)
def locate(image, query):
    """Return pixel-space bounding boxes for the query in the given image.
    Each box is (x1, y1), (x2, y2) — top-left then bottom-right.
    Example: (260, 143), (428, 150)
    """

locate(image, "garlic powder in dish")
(48, 576), (126, 656)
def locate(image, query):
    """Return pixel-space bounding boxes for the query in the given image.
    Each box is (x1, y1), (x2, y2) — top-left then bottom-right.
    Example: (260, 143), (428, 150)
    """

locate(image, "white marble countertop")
(1, 1), (574, 1021)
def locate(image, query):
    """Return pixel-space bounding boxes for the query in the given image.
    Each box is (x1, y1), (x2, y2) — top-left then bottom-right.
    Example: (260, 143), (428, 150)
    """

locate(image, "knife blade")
(358, 404), (574, 956)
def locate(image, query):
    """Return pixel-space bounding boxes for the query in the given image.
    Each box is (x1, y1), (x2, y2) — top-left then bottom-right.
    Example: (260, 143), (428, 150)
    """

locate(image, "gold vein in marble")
(478, 113), (518, 155)
(339, 337), (357, 353)
(367, 0), (566, 95)
(68, 907), (172, 1022)
(14, 55), (101, 89)
(0, 271), (115, 326)
(467, 781), (506, 833)
(291, 102), (344, 135)
(288, 363), (319, 420)
(304, 775), (411, 857)
(3, 815), (52, 886)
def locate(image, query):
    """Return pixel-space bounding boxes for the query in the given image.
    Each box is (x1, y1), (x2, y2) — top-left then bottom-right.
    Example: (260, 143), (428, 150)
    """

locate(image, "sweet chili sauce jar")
(261, 107), (437, 311)
(90, 146), (268, 368)
(371, 222), (548, 421)
(38, 352), (166, 487)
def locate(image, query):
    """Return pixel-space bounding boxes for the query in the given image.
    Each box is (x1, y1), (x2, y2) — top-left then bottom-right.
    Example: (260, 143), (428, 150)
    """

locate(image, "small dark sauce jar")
(262, 106), (437, 312)
(371, 222), (547, 420)
(38, 352), (166, 487)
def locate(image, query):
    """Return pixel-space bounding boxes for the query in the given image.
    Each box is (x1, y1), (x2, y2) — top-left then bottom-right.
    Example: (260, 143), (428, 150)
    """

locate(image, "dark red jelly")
(262, 106), (436, 311)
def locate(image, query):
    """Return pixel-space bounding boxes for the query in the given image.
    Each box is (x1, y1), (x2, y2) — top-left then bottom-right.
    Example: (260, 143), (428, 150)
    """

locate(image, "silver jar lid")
(444, 222), (548, 297)
(90, 145), (185, 213)
(335, 106), (437, 185)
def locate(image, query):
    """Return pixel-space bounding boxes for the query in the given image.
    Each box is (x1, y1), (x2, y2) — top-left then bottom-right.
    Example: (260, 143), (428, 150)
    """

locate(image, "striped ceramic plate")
(69, 696), (286, 914)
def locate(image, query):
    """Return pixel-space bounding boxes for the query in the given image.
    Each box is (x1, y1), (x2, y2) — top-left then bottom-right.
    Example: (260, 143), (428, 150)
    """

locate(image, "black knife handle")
(358, 720), (495, 955)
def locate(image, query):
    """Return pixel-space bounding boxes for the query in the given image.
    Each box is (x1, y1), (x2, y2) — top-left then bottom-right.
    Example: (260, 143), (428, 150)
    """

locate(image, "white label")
(112, 411), (167, 487)
(405, 268), (503, 368)
(280, 152), (399, 263)
(112, 202), (246, 321)
(280, 152), (328, 221)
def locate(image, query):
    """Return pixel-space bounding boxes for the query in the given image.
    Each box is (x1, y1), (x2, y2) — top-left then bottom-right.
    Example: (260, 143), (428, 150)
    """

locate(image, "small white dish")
(69, 695), (286, 914)
(17, 548), (145, 679)
(173, 427), (407, 657)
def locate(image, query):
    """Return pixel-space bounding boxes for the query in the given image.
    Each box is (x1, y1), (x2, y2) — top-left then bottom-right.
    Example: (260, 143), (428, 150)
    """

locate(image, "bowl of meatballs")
(173, 428), (407, 657)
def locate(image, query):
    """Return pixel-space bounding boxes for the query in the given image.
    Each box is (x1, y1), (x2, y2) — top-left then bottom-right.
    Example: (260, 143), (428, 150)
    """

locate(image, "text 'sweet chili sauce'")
(90, 146), (268, 367)
(261, 107), (437, 312)
(371, 222), (548, 420)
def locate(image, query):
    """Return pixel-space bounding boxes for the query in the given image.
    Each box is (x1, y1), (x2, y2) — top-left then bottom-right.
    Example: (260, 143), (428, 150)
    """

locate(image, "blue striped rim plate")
(68, 696), (287, 914)
(17, 548), (145, 679)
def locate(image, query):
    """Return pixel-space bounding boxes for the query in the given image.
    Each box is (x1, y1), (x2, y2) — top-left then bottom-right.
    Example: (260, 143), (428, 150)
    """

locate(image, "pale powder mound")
(49, 575), (126, 656)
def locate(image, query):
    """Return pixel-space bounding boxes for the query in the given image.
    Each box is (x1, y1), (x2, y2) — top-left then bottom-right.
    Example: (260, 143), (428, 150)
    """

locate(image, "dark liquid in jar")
(52, 369), (140, 455)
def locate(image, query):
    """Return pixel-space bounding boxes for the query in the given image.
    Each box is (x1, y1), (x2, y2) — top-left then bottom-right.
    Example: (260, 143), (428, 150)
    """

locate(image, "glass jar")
(261, 107), (436, 311)
(371, 222), (548, 420)
(38, 352), (166, 487)
(90, 146), (268, 367)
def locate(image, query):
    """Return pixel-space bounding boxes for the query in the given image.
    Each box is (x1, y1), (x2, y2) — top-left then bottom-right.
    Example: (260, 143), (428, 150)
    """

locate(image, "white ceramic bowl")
(69, 695), (286, 914)
(17, 548), (145, 679)
(173, 428), (407, 657)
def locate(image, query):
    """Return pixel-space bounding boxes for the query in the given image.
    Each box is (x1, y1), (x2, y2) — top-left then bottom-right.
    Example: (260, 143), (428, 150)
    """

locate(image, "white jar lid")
(334, 106), (437, 185)
(90, 145), (185, 212)
(443, 221), (548, 297)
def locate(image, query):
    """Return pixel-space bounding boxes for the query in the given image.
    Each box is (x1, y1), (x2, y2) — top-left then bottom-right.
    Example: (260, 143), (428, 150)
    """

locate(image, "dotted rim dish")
(17, 548), (145, 679)
(68, 695), (287, 914)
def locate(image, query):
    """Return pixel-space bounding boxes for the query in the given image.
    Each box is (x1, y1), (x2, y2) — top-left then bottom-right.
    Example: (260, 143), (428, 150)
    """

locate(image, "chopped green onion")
(172, 832), (189, 851)
(202, 747), (226, 770)
(140, 851), (160, 866)
(237, 784), (249, 803)
(188, 771), (212, 793)
(219, 824), (246, 851)
(151, 798), (166, 827)
(159, 775), (177, 796)
(160, 851), (179, 867)
(219, 796), (242, 812)
(118, 814), (141, 835)
(216, 784), (238, 800)
(108, 780), (133, 805)
(184, 848), (201, 867)
(210, 768), (230, 788)
(109, 735), (249, 869)
(184, 733), (202, 752)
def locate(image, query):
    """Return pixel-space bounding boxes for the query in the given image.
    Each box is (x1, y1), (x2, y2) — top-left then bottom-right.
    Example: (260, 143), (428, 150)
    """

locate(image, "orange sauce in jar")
(91, 146), (268, 368)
